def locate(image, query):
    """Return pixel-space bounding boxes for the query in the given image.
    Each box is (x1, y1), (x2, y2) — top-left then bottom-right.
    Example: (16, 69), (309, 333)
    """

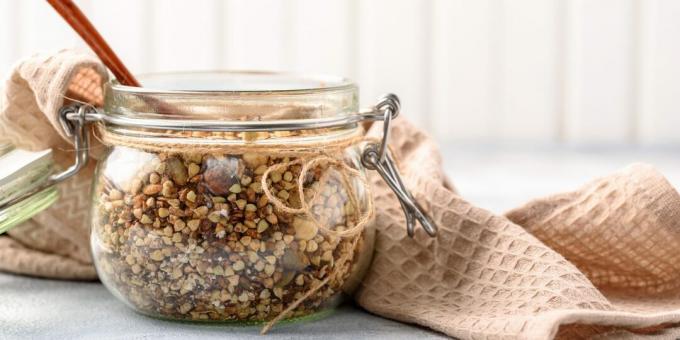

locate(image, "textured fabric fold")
(0, 49), (107, 280)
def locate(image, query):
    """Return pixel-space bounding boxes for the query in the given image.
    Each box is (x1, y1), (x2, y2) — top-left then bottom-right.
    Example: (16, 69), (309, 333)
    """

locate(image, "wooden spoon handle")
(46, 0), (140, 87)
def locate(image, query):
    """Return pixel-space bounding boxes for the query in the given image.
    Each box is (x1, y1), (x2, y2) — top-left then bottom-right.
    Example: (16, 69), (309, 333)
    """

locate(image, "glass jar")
(0, 71), (436, 327)
(90, 72), (380, 323)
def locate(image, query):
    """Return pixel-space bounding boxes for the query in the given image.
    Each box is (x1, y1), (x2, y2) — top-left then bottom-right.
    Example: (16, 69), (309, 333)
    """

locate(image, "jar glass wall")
(90, 72), (375, 323)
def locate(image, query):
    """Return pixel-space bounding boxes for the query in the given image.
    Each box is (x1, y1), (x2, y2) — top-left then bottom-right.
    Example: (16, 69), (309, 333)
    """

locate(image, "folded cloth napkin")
(3, 49), (680, 339)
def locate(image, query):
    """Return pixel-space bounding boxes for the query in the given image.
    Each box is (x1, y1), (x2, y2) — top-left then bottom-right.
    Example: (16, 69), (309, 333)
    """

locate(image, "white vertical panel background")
(151, 0), (222, 72)
(288, 0), (354, 77)
(1, 0), (680, 146)
(500, 0), (561, 143)
(223, 0), (291, 71)
(0, 0), (17, 81)
(356, 0), (432, 129)
(638, 0), (680, 144)
(563, 0), (636, 143)
(85, 0), (152, 74)
(431, 0), (494, 142)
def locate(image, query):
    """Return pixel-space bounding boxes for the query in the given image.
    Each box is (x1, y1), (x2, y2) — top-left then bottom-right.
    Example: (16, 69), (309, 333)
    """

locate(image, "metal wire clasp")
(361, 94), (438, 237)
(51, 104), (98, 183)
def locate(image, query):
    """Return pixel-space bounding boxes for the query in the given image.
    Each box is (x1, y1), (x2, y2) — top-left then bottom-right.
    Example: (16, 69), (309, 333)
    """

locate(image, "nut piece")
(202, 156), (242, 195)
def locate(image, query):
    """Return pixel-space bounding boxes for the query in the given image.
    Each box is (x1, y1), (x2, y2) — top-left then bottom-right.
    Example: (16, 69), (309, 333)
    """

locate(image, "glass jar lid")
(0, 148), (58, 233)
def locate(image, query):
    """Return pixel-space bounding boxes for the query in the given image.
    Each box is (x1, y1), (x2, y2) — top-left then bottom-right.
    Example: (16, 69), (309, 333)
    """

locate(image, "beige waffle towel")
(0, 49), (107, 279)
(3, 50), (680, 339)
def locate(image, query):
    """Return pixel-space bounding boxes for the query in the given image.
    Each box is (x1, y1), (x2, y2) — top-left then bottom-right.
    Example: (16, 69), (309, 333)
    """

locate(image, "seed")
(208, 211), (221, 223)
(187, 219), (200, 231)
(235, 199), (247, 210)
(143, 184), (161, 195)
(245, 204), (257, 212)
(165, 158), (188, 185)
(293, 217), (318, 240)
(238, 292), (249, 302)
(259, 289), (271, 299)
(109, 189), (123, 200)
(150, 250), (164, 261)
(133, 208), (143, 219)
(172, 233), (182, 243)
(174, 219), (186, 232)
(271, 172), (282, 183)
(273, 287), (283, 299)
(262, 215), (276, 226)
(295, 274), (305, 286)
(321, 250), (333, 262)
(186, 190), (197, 203)
(242, 153), (268, 167)
(254, 165), (268, 175)
(162, 183), (175, 197)
(283, 171), (293, 182)
(215, 224), (226, 238)
(158, 208), (169, 218)
(194, 206), (209, 217)
(256, 220), (269, 233)
(131, 264), (142, 274)
(264, 264), (275, 276)
(283, 235), (294, 244)
(167, 198), (180, 208)
(149, 172), (160, 184)
(227, 275), (239, 287)
(240, 236), (252, 246)
(232, 261), (245, 271)
(130, 179), (142, 194)
(229, 184), (242, 194)
(277, 190), (289, 200)
(140, 214), (153, 224)
(188, 163), (200, 178)
(306, 240), (318, 252)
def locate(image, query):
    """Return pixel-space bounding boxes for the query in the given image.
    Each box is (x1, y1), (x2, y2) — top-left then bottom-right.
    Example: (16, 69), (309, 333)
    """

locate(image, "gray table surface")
(2, 146), (679, 340)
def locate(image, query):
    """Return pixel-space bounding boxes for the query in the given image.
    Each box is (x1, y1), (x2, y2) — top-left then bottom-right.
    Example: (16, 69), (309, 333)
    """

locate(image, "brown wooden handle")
(46, 0), (141, 87)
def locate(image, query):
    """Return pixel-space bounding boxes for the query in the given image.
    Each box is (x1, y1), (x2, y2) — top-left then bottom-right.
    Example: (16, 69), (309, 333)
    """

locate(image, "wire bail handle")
(361, 94), (438, 237)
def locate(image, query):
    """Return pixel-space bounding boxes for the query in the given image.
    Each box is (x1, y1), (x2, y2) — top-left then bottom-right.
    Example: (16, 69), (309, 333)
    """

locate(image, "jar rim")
(103, 71), (361, 126)
(110, 70), (357, 97)
(97, 71), (369, 145)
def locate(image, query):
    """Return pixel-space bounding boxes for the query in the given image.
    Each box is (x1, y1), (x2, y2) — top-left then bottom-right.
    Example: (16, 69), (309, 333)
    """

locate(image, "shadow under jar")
(90, 72), (376, 323)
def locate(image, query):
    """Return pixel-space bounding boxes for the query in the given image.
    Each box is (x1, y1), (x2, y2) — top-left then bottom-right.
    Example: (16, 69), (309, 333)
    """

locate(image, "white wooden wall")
(1, 0), (680, 145)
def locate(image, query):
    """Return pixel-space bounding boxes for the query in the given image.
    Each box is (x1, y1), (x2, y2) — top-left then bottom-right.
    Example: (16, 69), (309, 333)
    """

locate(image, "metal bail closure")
(361, 94), (438, 237)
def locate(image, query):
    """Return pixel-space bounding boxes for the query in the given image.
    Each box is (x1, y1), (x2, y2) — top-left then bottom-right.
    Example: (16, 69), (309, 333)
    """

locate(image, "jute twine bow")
(260, 154), (374, 334)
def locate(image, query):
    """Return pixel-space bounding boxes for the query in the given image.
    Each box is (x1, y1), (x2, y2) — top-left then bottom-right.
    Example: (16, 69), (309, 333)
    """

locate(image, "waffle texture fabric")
(0, 49), (107, 279)
(2, 50), (680, 339)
